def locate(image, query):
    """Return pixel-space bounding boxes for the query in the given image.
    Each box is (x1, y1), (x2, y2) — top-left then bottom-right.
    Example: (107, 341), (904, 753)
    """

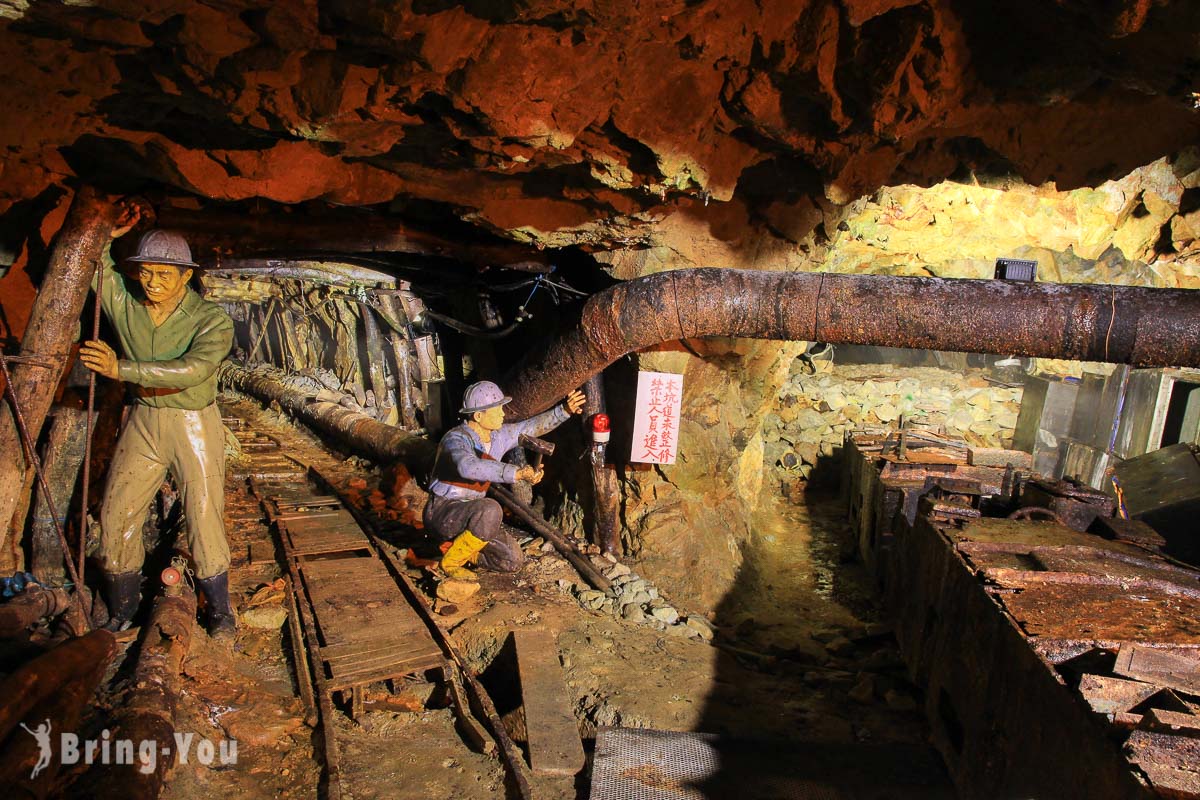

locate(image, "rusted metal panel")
(1114, 644), (1200, 695)
(967, 447), (1033, 469)
(1020, 478), (1116, 531)
(1140, 709), (1200, 737)
(1125, 731), (1200, 798)
(1078, 674), (1160, 715)
(1001, 576), (1200, 643)
(888, 514), (1156, 799)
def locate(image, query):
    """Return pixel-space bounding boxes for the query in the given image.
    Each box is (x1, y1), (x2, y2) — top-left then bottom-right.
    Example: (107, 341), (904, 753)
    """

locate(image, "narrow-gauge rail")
(225, 414), (533, 800)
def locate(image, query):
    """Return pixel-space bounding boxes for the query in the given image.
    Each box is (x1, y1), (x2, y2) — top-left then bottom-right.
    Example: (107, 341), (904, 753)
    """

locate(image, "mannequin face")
(472, 405), (506, 432)
(138, 263), (192, 308)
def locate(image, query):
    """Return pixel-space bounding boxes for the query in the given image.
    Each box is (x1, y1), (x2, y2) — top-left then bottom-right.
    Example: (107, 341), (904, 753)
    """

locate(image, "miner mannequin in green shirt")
(79, 204), (237, 638)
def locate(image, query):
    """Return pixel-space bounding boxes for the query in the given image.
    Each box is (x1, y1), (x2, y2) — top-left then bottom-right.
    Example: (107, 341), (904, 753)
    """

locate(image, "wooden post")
(277, 306), (305, 372)
(260, 303), (277, 365)
(31, 403), (87, 583)
(331, 299), (364, 392)
(582, 373), (621, 556)
(0, 187), (120, 568)
(358, 302), (393, 417)
(389, 332), (418, 430)
(377, 296), (419, 430)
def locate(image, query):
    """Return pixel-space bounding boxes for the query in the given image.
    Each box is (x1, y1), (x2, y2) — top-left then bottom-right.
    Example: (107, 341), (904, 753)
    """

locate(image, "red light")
(591, 413), (610, 432)
(161, 567), (181, 586)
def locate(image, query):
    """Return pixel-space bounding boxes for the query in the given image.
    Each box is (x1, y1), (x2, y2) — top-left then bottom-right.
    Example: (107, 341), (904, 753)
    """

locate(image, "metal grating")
(590, 727), (719, 800)
(589, 727), (838, 800)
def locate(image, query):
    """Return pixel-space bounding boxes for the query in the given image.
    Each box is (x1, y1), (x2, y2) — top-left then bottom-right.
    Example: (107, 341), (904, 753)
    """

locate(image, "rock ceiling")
(1, 0), (1199, 254)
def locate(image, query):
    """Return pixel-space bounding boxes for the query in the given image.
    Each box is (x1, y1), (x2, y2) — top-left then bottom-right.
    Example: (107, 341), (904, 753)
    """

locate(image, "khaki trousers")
(97, 404), (230, 580)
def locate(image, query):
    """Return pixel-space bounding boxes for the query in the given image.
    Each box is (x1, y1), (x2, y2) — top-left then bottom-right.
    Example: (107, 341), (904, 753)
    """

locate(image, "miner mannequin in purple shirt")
(424, 380), (585, 578)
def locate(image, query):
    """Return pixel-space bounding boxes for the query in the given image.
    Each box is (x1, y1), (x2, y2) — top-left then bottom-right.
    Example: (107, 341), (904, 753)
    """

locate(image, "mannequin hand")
(564, 389), (586, 415)
(79, 340), (119, 380)
(111, 198), (149, 239)
(515, 465), (544, 485)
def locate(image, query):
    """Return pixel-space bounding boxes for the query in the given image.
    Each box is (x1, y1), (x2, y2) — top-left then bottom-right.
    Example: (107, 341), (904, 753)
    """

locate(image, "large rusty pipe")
(219, 363), (434, 468)
(505, 269), (1200, 417)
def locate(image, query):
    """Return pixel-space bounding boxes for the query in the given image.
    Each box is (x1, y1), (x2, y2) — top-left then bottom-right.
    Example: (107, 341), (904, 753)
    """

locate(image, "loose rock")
(650, 606), (680, 625)
(437, 579), (481, 604)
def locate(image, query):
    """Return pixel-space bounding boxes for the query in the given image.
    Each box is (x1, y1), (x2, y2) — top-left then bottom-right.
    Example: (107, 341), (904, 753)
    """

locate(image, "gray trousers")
(423, 493), (523, 573)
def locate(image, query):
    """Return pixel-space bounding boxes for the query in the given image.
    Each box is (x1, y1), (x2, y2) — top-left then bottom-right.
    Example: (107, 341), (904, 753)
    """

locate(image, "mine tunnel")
(1, 1), (1200, 798)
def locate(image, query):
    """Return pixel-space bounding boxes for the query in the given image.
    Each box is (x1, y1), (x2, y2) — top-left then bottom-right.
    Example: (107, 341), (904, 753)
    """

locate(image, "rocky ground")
(68, 390), (956, 799)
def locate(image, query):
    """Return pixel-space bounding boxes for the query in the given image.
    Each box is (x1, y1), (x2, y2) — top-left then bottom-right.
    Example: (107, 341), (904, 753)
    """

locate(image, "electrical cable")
(422, 308), (524, 339)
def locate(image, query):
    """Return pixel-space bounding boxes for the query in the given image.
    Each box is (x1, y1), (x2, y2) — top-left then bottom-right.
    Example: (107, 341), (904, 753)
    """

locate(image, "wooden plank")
(321, 636), (434, 663)
(325, 643), (443, 676)
(286, 529), (368, 549)
(326, 652), (444, 691)
(302, 558), (389, 583)
(275, 498), (342, 508)
(315, 607), (429, 647)
(285, 524), (367, 541)
(285, 520), (364, 537)
(274, 495), (339, 508)
(249, 541), (277, 564)
(283, 515), (361, 530)
(512, 629), (585, 777)
(274, 509), (345, 522)
(324, 640), (440, 671)
(252, 470), (308, 480)
(289, 540), (371, 556)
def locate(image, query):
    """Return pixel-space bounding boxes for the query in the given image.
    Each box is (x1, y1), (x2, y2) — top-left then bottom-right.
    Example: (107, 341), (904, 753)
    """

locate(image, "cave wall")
(3, 1), (1200, 605)
(3, 0), (1200, 256)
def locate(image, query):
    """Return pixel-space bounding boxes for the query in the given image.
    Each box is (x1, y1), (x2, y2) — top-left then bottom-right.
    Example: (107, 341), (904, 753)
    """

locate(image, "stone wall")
(763, 363), (1024, 485)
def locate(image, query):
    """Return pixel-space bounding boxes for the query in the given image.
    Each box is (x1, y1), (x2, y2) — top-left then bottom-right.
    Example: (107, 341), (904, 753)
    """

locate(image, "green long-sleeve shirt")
(96, 250), (233, 410)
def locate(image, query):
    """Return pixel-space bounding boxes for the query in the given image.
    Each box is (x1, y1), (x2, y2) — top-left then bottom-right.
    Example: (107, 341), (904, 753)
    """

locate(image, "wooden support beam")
(358, 302), (394, 416)
(582, 373), (621, 556)
(0, 630), (118, 795)
(31, 404), (87, 582)
(92, 588), (197, 800)
(379, 294), (419, 431)
(0, 187), (120, 568)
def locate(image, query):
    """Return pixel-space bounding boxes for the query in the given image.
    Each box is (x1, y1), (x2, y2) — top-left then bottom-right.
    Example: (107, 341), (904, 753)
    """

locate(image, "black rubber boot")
(197, 572), (237, 639)
(101, 571), (141, 632)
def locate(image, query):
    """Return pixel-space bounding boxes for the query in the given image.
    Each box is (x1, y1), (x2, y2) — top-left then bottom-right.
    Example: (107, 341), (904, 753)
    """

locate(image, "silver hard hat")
(126, 229), (199, 269)
(460, 381), (511, 413)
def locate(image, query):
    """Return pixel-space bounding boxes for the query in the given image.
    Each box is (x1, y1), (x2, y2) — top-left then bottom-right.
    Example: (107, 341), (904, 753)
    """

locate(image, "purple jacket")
(427, 404), (571, 500)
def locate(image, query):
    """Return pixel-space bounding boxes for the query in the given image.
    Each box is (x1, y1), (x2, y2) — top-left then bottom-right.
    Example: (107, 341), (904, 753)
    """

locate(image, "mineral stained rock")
(2, 0), (1199, 252)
